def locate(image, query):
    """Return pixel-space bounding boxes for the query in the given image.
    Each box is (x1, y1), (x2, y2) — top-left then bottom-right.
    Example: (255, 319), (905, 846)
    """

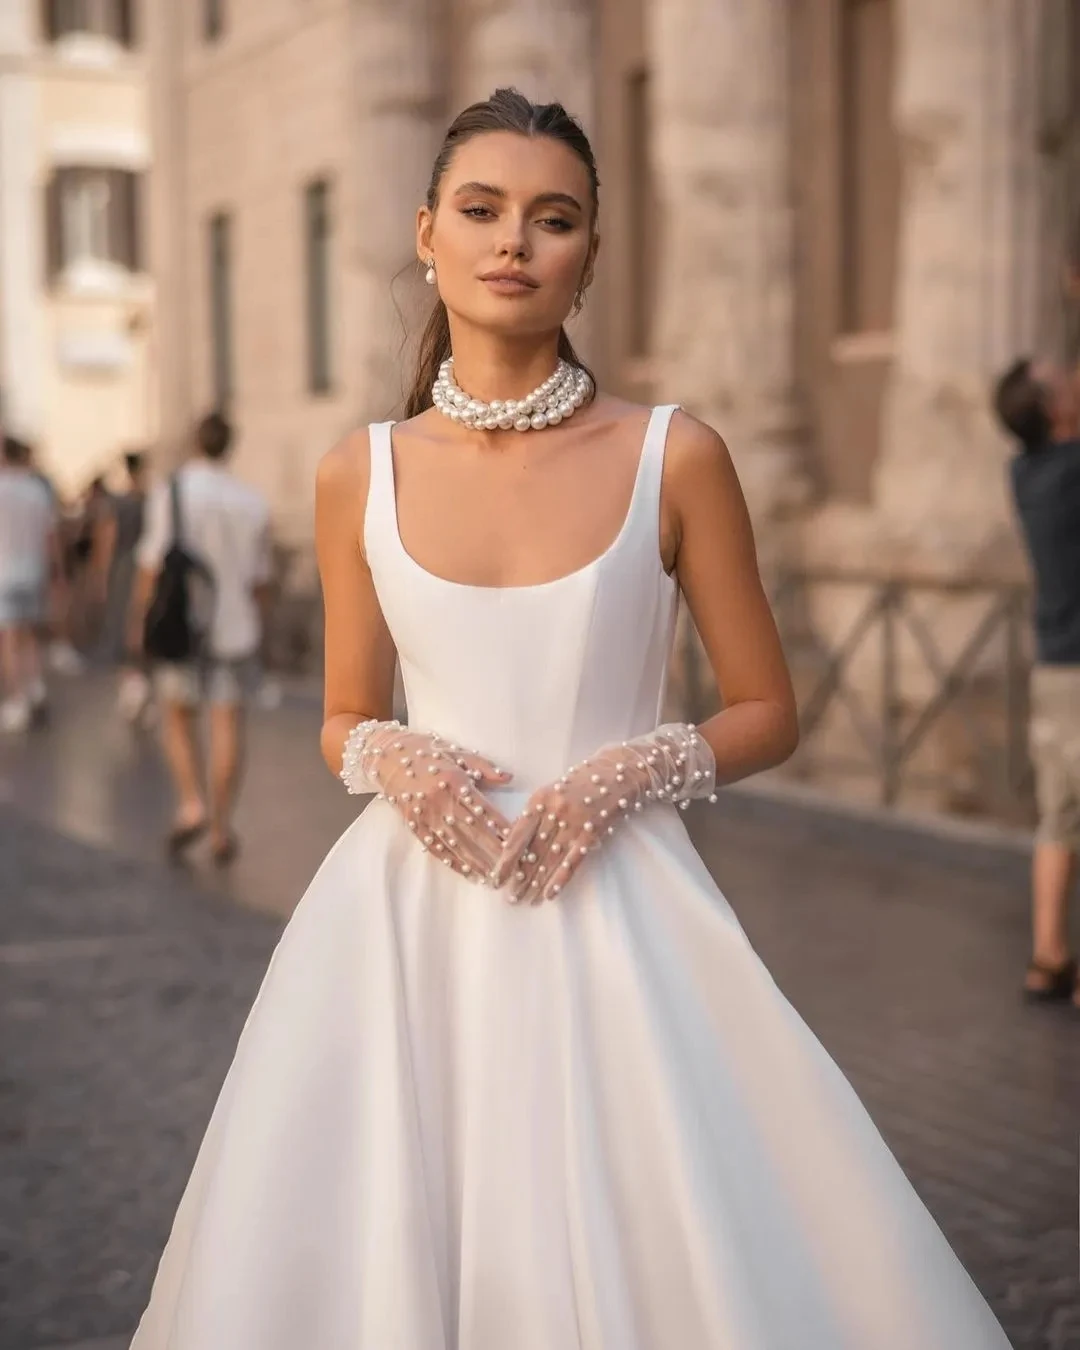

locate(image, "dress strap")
(630, 404), (679, 559)
(363, 421), (396, 566)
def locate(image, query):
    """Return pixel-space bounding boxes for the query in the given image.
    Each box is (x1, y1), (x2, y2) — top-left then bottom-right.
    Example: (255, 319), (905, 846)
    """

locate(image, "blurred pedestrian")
(99, 451), (148, 658)
(0, 435), (61, 731)
(99, 451), (154, 723)
(993, 357), (1080, 1007)
(68, 475), (114, 652)
(20, 447), (81, 678)
(128, 412), (273, 864)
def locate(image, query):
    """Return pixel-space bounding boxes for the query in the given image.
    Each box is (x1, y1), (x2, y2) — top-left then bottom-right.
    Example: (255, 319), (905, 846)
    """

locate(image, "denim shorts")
(154, 655), (262, 708)
(0, 581), (45, 629)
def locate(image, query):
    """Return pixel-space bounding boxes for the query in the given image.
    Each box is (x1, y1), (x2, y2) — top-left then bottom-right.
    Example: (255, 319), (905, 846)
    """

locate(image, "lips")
(480, 270), (538, 293)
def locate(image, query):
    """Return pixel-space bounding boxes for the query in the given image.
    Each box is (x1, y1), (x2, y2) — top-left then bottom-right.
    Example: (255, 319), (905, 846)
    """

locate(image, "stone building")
(147, 0), (1080, 550)
(145, 0), (1080, 813)
(0, 0), (155, 496)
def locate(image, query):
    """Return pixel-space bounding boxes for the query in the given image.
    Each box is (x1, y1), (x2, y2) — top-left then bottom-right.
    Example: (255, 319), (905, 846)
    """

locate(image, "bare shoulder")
(661, 410), (749, 554)
(664, 408), (733, 480)
(315, 426), (372, 521)
(317, 426), (370, 496)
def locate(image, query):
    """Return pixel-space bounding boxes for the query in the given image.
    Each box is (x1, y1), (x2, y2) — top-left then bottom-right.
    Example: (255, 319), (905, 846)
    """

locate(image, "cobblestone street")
(1, 676), (1078, 1350)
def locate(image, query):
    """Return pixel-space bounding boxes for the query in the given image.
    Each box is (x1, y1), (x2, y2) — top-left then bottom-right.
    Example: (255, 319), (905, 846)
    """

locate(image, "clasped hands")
(353, 722), (715, 905)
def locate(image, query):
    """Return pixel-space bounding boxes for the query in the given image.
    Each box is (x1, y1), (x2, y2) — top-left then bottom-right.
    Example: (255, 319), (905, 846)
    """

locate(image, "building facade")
(150, 0), (1080, 566)
(144, 0), (1080, 816)
(0, 0), (155, 497)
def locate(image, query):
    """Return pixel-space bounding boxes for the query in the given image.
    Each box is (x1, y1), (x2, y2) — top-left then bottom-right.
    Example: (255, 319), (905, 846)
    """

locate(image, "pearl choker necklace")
(432, 358), (593, 432)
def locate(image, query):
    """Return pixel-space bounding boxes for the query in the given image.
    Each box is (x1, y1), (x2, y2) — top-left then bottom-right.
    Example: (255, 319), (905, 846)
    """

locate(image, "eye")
(461, 204), (495, 220)
(539, 216), (574, 232)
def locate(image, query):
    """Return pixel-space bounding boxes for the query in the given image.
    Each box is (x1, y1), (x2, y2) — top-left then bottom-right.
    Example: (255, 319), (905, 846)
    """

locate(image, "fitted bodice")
(364, 405), (680, 794)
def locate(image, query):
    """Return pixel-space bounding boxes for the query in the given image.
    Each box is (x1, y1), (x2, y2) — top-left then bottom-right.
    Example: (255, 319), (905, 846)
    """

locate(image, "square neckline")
(377, 407), (675, 595)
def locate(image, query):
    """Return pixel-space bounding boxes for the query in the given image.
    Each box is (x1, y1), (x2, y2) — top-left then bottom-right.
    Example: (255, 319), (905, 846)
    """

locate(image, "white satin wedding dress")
(131, 406), (1010, 1349)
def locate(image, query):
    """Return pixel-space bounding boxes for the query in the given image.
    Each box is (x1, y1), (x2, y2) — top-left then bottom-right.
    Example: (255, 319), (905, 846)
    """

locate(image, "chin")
(460, 300), (568, 339)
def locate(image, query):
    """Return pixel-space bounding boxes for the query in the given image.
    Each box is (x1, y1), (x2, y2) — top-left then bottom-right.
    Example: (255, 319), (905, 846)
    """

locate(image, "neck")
(443, 322), (564, 401)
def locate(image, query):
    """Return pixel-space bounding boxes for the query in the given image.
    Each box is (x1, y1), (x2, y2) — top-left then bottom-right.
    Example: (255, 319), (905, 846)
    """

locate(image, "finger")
(512, 823), (558, 904)
(445, 777), (513, 846)
(427, 810), (499, 885)
(506, 800), (555, 900)
(453, 750), (514, 787)
(540, 832), (591, 902)
(494, 808), (542, 890)
(519, 811), (563, 905)
(441, 803), (508, 880)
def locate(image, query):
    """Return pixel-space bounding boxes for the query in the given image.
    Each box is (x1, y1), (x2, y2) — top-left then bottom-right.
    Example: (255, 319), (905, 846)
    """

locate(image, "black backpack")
(143, 476), (216, 663)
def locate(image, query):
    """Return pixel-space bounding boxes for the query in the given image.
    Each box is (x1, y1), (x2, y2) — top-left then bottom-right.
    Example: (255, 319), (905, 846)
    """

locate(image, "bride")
(130, 88), (1011, 1348)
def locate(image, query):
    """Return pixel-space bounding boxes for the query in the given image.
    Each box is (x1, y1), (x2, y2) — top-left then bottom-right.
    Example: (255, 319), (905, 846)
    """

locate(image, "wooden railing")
(676, 569), (1036, 821)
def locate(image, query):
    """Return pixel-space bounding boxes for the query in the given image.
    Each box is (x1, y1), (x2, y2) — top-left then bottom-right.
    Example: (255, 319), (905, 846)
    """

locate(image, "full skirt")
(130, 799), (1010, 1349)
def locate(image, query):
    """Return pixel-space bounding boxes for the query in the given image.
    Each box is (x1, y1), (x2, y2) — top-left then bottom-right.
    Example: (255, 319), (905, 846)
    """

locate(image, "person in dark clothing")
(99, 451), (148, 662)
(993, 358), (1080, 1007)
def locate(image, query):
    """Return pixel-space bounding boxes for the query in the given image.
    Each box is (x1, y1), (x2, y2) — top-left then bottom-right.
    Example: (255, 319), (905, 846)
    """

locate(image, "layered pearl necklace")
(432, 358), (593, 432)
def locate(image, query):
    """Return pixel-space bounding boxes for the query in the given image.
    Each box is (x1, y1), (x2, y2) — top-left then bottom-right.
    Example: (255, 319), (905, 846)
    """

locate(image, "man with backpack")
(129, 413), (273, 864)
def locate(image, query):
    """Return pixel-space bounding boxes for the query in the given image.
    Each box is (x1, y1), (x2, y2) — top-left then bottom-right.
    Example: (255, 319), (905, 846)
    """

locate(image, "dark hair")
(2, 433), (31, 466)
(197, 411), (233, 460)
(993, 359), (1051, 450)
(124, 450), (145, 477)
(404, 87), (599, 421)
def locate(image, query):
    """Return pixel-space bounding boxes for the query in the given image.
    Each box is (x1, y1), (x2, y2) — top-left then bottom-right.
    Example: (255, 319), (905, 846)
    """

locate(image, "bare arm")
(126, 564), (157, 656)
(316, 429), (398, 779)
(666, 413), (799, 784)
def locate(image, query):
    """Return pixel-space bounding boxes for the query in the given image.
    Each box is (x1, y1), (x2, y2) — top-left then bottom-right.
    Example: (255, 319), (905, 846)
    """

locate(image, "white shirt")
(0, 468), (55, 589)
(137, 460), (272, 660)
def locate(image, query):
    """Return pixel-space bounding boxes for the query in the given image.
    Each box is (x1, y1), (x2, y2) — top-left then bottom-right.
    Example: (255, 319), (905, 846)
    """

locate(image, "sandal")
(210, 833), (240, 868)
(1022, 955), (1077, 1003)
(166, 818), (208, 860)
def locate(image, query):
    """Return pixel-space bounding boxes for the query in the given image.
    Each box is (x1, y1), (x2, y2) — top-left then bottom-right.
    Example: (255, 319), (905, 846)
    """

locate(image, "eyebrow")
(452, 181), (584, 213)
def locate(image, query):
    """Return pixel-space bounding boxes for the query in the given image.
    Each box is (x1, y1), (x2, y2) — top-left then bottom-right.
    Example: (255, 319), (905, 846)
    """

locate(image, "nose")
(494, 210), (531, 262)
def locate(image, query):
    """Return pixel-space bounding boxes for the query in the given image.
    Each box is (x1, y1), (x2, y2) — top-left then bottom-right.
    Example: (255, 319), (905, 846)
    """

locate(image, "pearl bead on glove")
(340, 719), (514, 884)
(493, 722), (718, 904)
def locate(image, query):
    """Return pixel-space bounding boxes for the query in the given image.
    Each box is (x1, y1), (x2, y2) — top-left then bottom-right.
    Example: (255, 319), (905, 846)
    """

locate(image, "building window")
(43, 0), (134, 46)
(204, 0), (223, 41)
(45, 167), (142, 279)
(625, 67), (657, 359)
(304, 179), (333, 394)
(839, 0), (900, 333)
(209, 213), (233, 407)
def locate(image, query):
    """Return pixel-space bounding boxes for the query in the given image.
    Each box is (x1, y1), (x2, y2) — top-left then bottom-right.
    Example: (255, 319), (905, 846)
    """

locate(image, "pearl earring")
(424, 258), (436, 286)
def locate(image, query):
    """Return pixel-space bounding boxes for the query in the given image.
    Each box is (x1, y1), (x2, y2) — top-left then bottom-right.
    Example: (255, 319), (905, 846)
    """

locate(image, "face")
(417, 130), (597, 340)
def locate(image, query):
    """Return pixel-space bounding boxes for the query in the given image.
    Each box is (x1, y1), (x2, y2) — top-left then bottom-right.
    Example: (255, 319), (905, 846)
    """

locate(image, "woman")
(131, 90), (1010, 1348)
(98, 452), (148, 660)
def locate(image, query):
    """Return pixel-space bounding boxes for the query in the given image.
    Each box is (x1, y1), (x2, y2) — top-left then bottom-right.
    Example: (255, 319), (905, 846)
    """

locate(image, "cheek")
(435, 217), (484, 270)
(537, 236), (590, 293)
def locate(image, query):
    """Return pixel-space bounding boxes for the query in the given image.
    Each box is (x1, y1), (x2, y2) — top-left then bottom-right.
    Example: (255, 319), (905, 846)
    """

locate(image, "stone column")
(871, 0), (1069, 576)
(350, 0), (444, 419)
(647, 0), (807, 529)
(459, 0), (594, 130)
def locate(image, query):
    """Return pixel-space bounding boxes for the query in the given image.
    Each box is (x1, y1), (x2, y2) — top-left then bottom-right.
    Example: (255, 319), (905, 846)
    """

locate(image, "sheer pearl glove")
(340, 720), (513, 883)
(494, 723), (718, 904)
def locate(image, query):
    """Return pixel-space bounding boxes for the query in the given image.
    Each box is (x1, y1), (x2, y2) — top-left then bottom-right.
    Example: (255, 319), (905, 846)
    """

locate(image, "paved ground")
(1, 675), (1078, 1349)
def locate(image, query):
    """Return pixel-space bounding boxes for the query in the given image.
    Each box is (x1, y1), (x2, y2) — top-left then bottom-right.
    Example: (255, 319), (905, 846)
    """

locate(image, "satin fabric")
(131, 407), (1010, 1348)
